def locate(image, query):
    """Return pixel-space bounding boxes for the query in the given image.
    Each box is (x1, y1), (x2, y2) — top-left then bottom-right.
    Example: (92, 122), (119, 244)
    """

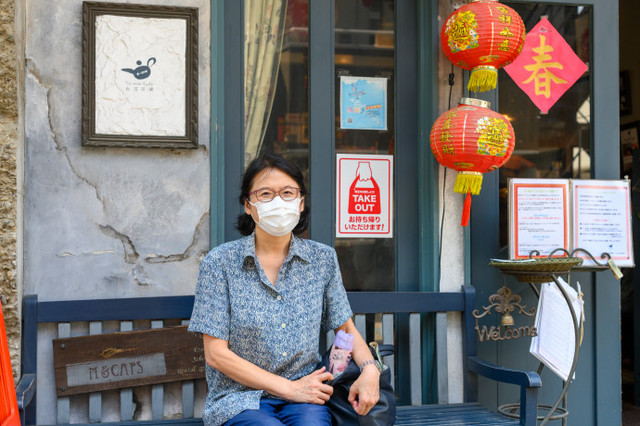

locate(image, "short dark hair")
(236, 154), (309, 236)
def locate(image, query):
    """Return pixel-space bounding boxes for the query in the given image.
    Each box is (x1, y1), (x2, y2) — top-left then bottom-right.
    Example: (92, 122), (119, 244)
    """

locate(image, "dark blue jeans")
(224, 398), (331, 426)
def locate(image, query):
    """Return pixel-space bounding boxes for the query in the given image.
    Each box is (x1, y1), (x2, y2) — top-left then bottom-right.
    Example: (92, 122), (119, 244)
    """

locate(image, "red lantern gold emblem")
(430, 98), (515, 226)
(441, 0), (525, 92)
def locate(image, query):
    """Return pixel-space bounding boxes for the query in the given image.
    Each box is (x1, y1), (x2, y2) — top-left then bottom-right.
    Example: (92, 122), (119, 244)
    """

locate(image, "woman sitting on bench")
(189, 154), (380, 426)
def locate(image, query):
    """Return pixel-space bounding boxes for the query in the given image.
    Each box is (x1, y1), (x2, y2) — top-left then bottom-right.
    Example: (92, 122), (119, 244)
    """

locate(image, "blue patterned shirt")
(188, 234), (353, 426)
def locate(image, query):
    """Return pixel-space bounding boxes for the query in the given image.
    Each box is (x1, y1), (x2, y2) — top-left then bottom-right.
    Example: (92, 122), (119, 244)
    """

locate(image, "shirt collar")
(241, 233), (311, 268)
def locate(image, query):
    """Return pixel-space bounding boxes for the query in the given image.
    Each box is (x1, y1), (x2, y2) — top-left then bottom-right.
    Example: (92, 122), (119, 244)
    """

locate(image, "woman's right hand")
(286, 366), (334, 404)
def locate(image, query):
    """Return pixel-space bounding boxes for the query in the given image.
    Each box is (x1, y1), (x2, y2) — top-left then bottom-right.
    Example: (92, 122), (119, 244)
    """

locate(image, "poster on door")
(336, 154), (393, 238)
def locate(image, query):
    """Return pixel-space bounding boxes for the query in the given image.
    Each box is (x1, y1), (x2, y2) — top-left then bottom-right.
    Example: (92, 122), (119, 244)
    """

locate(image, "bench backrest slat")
(151, 320), (164, 421)
(57, 323), (70, 424)
(89, 322), (103, 423)
(409, 313), (422, 405)
(120, 321), (134, 422)
(181, 320), (195, 419)
(382, 314), (395, 389)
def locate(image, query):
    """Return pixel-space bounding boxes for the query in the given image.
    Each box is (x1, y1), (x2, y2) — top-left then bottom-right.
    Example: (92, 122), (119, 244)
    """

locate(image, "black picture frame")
(82, 2), (198, 148)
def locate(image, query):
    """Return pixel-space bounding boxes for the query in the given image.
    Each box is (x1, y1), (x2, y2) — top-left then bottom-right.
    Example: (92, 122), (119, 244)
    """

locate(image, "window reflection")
(499, 4), (591, 247)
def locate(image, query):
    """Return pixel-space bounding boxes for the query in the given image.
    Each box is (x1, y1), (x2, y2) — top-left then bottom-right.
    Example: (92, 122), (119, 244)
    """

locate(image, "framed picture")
(82, 2), (198, 148)
(620, 121), (639, 176)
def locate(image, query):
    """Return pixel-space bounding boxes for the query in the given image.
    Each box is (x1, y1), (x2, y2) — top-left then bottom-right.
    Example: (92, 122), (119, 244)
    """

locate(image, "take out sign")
(336, 154), (393, 238)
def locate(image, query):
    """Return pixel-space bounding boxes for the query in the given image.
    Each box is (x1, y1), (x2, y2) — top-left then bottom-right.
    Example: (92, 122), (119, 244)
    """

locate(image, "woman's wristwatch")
(359, 359), (381, 372)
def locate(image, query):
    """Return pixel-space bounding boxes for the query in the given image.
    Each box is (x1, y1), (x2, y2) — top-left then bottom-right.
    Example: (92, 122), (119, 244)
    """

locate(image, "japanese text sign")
(504, 17), (587, 114)
(336, 154), (393, 238)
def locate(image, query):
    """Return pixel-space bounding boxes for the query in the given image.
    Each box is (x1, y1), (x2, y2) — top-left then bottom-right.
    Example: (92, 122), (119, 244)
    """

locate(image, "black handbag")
(320, 343), (396, 426)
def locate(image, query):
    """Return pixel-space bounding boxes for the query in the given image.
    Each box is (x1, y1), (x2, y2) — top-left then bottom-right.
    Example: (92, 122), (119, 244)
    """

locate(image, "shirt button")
(282, 352), (287, 357)
(276, 295), (282, 301)
(281, 323), (286, 328)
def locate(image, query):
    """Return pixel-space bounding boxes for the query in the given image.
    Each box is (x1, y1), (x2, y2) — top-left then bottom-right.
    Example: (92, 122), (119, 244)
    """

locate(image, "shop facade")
(5, 0), (624, 424)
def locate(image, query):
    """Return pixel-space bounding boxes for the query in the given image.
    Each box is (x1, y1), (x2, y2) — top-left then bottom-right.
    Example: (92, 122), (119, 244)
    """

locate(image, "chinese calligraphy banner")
(504, 17), (587, 114)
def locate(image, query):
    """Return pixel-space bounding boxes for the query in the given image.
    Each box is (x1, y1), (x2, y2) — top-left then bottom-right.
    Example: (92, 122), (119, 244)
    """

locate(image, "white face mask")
(249, 196), (302, 237)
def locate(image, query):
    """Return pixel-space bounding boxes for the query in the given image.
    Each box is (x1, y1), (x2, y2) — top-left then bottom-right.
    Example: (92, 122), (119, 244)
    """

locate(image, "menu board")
(509, 178), (634, 267)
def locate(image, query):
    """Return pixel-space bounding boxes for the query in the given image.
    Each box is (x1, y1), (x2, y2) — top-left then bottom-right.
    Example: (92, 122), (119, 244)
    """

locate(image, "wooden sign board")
(53, 325), (204, 396)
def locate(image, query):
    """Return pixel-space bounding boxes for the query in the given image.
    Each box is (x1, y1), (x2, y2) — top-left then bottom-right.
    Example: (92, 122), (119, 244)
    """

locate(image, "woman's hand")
(348, 365), (380, 416)
(286, 366), (334, 405)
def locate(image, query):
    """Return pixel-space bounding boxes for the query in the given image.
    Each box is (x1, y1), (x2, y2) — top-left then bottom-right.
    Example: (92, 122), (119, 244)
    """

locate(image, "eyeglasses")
(249, 187), (301, 202)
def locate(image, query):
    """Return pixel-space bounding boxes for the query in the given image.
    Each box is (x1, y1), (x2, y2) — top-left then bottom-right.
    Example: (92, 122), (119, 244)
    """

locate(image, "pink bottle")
(328, 330), (354, 378)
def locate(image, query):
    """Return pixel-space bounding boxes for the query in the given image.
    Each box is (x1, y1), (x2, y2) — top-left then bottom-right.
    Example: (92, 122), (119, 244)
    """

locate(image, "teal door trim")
(588, 1), (621, 424)
(417, 0), (440, 294)
(210, 0), (226, 247)
(417, 0), (441, 405)
(469, 1), (620, 424)
(308, 0), (335, 248)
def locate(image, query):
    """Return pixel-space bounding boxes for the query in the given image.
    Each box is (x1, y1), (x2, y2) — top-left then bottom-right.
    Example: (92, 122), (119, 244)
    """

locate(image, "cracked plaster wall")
(25, 0), (210, 422)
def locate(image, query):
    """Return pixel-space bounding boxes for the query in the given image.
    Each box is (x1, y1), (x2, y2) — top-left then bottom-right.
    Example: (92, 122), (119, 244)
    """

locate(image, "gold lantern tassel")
(454, 171), (483, 195)
(467, 66), (498, 92)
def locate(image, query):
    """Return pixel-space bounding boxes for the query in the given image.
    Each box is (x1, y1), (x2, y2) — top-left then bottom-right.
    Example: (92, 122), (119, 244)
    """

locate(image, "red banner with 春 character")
(504, 17), (587, 114)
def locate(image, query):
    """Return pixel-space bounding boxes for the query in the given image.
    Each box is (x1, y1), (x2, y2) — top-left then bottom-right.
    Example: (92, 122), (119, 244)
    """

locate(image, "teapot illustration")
(121, 57), (156, 80)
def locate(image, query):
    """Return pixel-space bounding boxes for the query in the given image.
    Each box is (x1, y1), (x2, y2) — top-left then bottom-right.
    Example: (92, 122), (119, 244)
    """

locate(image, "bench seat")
(396, 403), (519, 425)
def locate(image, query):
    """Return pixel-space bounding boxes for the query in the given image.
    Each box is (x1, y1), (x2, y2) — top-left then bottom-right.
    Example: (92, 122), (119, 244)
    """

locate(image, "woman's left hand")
(347, 365), (380, 416)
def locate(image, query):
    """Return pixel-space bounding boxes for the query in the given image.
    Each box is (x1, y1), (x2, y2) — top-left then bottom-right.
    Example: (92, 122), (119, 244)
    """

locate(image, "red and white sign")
(336, 154), (393, 238)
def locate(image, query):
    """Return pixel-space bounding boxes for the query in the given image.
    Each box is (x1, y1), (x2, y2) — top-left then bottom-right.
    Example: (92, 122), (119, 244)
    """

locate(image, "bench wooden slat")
(181, 320), (195, 419)
(151, 320), (164, 420)
(436, 312), (449, 404)
(120, 321), (134, 422)
(89, 322), (103, 423)
(409, 313), (422, 406)
(57, 323), (71, 424)
(354, 314), (366, 339)
(325, 330), (335, 352)
(382, 314), (394, 389)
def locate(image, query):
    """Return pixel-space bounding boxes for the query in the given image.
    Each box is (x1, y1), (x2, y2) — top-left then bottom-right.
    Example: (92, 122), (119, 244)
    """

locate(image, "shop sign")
(53, 325), (204, 396)
(336, 154), (393, 238)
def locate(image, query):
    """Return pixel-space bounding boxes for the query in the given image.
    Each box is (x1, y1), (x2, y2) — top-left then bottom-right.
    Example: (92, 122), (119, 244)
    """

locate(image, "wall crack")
(26, 58), (106, 211)
(99, 224), (139, 264)
(145, 212), (208, 264)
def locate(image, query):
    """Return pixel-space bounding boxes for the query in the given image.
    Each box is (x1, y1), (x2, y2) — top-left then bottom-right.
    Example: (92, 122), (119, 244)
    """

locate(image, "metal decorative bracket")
(529, 248), (611, 266)
(472, 286), (536, 342)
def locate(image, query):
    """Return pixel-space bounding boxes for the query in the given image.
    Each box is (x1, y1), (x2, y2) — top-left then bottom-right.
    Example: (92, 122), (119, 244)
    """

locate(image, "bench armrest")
(16, 373), (36, 410)
(468, 356), (541, 388)
(468, 356), (540, 425)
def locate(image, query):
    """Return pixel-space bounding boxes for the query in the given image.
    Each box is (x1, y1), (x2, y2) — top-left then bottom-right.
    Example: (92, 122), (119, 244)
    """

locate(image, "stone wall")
(0, 0), (20, 381)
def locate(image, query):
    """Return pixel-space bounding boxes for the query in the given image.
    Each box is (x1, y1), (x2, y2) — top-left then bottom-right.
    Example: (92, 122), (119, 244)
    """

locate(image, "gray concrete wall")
(24, 0), (210, 422)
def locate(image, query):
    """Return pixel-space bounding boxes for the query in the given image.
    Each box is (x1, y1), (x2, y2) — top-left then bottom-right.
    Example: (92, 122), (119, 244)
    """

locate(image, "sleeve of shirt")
(322, 249), (353, 333)
(188, 252), (230, 340)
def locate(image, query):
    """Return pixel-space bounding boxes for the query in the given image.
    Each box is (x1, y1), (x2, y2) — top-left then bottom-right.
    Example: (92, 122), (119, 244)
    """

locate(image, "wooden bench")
(18, 285), (541, 425)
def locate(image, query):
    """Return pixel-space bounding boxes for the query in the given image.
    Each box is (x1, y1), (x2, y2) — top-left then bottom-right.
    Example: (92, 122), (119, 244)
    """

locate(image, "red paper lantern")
(430, 98), (515, 226)
(441, 0), (525, 92)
